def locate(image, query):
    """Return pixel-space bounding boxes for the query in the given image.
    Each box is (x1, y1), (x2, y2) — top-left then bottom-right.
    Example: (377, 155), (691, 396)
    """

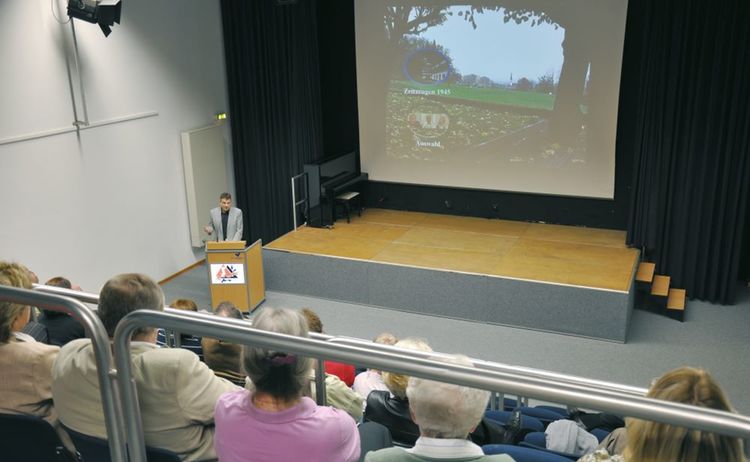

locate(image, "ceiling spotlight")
(67, 0), (122, 37)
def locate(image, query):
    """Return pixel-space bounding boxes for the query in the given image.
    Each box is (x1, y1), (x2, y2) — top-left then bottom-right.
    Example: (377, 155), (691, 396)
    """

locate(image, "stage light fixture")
(67, 0), (122, 37)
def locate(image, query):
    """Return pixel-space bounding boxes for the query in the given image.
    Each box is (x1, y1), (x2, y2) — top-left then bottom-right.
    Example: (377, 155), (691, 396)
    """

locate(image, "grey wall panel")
(264, 250), (370, 305)
(367, 264), (489, 320)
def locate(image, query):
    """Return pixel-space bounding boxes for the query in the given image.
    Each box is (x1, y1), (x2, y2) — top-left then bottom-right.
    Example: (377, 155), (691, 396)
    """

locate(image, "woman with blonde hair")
(624, 366), (744, 462)
(580, 366), (745, 462)
(0, 261), (73, 453)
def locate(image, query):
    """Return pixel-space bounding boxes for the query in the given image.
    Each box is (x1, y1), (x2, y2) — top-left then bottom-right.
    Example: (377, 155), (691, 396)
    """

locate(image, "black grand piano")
(303, 151), (367, 227)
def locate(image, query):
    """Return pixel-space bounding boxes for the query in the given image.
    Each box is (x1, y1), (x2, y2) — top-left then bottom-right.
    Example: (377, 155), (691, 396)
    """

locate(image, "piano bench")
(335, 191), (361, 223)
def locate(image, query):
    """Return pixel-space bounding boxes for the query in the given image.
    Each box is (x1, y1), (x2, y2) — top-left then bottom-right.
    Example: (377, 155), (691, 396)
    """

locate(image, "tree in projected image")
(454, 1), (619, 165)
(381, 3), (618, 166)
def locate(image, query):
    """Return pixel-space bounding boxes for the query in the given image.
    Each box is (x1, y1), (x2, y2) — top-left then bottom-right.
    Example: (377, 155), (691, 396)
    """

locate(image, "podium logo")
(210, 263), (246, 284)
(216, 265), (238, 281)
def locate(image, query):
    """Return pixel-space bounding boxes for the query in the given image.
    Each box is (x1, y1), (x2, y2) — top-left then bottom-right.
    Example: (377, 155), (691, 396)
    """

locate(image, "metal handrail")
(324, 337), (649, 397)
(31, 285), (648, 404)
(0, 286), (128, 462)
(32, 285), (328, 408)
(114, 309), (750, 462)
(291, 172), (309, 230)
(33, 283), (100, 305)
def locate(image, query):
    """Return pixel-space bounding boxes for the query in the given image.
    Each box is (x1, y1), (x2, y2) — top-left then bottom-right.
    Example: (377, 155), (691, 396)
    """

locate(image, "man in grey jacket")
(204, 192), (243, 241)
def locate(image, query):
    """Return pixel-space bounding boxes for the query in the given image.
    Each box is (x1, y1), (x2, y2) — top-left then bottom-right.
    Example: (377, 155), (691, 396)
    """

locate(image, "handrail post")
(0, 286), (128, 462)
(291, 175), (297, 230)
(315, 359), (327, 405)
(113, 315), (150, 462)
(291, 172), (309, 230)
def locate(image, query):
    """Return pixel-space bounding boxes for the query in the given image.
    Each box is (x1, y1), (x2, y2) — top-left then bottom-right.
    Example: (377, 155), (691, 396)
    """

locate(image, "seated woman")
(202, 302), (247, 386)
(301, 307), (357, 386)
(353, 332), (398, 402)
(299, 307), (364, 420)
(0, 261), (72, 452)
(578, 366), (745, 462)
(214, 306), (360, 462)
(365, 355), (514, 462)
(364, 338), (433, 445)
(364, 338), (516, 447)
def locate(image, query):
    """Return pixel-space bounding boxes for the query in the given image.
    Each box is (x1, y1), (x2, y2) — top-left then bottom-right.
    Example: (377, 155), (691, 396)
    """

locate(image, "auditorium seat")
(503, 397), (520, 411)
(484, 410), (544, 433)
(0, 412), (79, 462)
(64, 425), (180, 462)
(533, 405), (570, 418)
(517, 406), (568, 427)
(483, 444), (574, 462)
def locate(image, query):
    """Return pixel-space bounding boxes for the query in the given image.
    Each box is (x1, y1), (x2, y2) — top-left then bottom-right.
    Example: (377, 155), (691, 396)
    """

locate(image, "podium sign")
(209, 264), (246, 284)
(205, 240), (265, 312)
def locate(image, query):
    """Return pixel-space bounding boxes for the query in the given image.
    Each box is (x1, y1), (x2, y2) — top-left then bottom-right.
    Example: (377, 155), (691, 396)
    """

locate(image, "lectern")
(205, 239), (265, 313)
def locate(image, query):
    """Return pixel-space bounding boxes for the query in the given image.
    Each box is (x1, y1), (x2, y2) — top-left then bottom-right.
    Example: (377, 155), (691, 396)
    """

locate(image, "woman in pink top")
(214, 307), (360, 462)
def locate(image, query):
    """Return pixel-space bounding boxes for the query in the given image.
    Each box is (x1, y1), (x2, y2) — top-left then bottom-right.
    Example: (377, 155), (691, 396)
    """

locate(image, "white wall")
(0, 0), (231, 291)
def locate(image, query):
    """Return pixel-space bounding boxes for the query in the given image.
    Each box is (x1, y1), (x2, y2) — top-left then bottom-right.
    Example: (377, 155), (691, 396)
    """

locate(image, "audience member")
(52, 273), (239, 461)
(214, 306), (360, 462)
(365, 355), (514, 462)
(301, 307), (357, 385)
(202, 301), (247, 386)
(0, 262), (73, 452)
(308, 360), (364, 421)
(353, 332), (398, 401)
(156, 298), (204, 361)
(299, 307), (364, 420)
(578, 366), (745, 462)
(365, 338), (516, 447)
(34, 277), (86, 346)
(364, 338), (433, 445)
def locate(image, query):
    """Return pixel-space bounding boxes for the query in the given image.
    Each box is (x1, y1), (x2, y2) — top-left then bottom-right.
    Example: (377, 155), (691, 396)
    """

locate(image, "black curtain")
(626, 0), (750, 303)
(221, 0), (323, 244)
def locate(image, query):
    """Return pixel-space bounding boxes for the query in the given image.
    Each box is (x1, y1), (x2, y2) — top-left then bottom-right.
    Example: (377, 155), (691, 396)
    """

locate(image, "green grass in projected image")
(385, 90), (542, 157)
(392, 80), (555, 111)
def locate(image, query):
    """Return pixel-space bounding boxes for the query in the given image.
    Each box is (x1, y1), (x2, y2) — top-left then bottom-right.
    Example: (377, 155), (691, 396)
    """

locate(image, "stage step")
(666, 288), (686, 321)
(650, 275), (670, 297)
(635, 262), (655, 283)
(635, 260), (687, 321)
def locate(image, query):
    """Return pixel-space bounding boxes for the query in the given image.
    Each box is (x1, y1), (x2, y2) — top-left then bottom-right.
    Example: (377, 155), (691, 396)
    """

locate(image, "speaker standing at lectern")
(204, 192), (243, 241)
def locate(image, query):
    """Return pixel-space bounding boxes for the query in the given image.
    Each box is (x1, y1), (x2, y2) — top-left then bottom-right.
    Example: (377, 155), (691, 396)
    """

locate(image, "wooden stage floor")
(266, 209), (639, 292)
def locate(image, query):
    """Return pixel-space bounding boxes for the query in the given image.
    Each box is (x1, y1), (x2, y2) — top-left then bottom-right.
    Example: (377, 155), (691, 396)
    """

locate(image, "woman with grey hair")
(365, 339), (514, 447)
(214, 306), (360, 462)
(366, 355), (514, 461)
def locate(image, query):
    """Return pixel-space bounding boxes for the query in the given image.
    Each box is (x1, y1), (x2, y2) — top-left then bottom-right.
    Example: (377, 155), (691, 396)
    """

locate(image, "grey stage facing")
(263, 249), (636, 342)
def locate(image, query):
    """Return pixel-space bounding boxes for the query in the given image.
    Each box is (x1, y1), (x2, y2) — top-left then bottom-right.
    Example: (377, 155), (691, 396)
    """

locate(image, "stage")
(263, 209), (640, 342)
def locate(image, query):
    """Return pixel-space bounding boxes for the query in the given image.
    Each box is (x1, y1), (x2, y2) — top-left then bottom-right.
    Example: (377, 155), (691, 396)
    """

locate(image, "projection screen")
(354, 1), (629, 198)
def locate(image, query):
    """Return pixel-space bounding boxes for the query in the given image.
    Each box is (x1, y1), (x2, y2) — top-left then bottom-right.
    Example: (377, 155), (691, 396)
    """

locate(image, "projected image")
(387, 6), (585, 165)
(356, 1), (627, 198)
